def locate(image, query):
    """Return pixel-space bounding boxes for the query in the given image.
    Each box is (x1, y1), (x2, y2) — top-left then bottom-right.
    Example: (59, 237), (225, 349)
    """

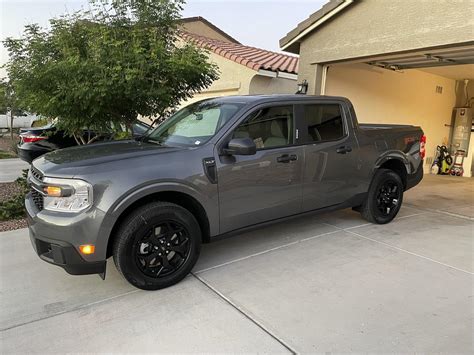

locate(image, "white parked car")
(0, 111), (39, 129)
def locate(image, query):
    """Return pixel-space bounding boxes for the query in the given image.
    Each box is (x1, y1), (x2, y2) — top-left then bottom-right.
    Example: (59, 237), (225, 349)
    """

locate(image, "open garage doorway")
(323, 49), (474, 177)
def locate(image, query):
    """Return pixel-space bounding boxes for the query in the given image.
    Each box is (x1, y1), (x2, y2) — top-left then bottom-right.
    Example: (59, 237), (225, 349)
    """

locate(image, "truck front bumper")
(29, 232), (106, 275)
(26, 193), (107, 276)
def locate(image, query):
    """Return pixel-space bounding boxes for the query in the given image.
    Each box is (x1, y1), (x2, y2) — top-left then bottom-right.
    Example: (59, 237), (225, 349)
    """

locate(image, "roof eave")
(279, 0), (354, 54)
(178, 16), (241, 44)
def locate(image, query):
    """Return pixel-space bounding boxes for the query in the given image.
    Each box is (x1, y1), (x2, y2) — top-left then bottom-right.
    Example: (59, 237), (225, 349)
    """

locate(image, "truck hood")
(33, 140), (183, 176)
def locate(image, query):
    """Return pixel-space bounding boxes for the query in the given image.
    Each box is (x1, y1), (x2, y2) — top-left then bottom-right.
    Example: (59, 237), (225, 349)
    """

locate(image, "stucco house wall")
(182, 51), (297, 106)
(249, 75), (297, 95)
(295, 0), (474, 94)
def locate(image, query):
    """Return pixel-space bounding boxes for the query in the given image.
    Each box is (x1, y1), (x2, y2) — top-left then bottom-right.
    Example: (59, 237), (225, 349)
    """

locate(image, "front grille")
(31, 188), (44, 211)
(29, 166), (44, 211)
(31, 166), (44, 181)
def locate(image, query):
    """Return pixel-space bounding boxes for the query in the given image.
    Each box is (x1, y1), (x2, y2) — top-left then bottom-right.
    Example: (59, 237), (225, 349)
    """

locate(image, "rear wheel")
(360, 169), (404, 224)
(113, 202), (201, 290)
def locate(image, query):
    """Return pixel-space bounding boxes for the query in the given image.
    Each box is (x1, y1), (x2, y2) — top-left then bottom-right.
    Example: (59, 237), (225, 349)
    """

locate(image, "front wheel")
(113, 202), (201, 290)
(360, 169), (404, 224)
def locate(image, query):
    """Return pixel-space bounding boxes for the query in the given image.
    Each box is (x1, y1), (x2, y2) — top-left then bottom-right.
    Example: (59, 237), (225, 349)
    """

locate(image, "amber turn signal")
(79, 245), (95, 255)
(44, 186), (63, 197)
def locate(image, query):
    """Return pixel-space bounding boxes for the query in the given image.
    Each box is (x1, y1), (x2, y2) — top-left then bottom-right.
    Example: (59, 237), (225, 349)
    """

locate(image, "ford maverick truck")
(26, 95), (424, 290)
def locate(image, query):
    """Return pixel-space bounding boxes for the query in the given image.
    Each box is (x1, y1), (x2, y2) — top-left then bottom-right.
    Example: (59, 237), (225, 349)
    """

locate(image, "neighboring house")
(179, 17), (299, 104)
(280, 0), (474, 176)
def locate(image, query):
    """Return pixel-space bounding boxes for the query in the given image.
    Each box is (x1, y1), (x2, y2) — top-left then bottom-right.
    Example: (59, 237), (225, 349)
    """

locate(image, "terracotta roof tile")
(181, 31), (299, 75)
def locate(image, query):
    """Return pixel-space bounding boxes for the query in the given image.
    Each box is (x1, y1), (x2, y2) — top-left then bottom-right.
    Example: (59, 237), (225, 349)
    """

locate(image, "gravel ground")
(0, 134), (19, 155)
(0, 219), (27, 232)
(0, 181), (27, 232)
(0, 134), (29, 231)
(0, 182), (23, 202)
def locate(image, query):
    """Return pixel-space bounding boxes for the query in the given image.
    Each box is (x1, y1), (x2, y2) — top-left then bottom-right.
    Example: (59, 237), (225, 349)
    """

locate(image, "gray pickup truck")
(26, 95), (424, 290)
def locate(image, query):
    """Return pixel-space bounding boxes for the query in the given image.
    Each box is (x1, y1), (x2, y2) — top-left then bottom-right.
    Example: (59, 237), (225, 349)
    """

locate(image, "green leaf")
(3, 0), (219, 144)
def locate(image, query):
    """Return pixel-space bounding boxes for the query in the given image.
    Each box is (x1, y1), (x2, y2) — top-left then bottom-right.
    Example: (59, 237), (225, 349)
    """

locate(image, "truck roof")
(203, 94), (349, 105)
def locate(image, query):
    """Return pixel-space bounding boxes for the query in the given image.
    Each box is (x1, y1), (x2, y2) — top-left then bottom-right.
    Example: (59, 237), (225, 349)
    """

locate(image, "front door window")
(233, 106), (294, 149)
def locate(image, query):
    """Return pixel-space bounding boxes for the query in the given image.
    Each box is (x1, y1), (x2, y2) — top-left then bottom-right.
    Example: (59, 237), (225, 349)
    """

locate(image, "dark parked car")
(26, 95), (424, 290)
(18, 121), (151, 163)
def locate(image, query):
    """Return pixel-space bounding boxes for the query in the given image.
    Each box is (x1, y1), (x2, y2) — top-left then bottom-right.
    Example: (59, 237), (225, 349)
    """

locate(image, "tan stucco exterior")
(299, 0), (473, 62)
(293, 0), (474, 94)
(182, 51), (297, 106)
(180, 20), (235, 43)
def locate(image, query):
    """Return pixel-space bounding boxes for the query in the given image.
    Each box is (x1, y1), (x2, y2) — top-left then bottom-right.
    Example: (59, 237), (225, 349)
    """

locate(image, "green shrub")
(0, 150), (16, 159)
(0, 169), (29, 221)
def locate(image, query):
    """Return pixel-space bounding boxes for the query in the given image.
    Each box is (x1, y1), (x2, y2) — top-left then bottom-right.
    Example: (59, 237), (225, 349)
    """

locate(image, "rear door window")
(303, 104), (345, 142)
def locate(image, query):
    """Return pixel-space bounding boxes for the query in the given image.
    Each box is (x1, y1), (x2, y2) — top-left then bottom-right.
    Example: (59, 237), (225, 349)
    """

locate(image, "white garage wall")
(325, 63), (457, 172)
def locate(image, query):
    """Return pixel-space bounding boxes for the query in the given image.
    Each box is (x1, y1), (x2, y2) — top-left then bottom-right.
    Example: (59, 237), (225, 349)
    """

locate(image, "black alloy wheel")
(113, 202), (201, 290)
(134, 221), (191, 278)
(360, 169), (404, 224)
(375, 181), (401, 216)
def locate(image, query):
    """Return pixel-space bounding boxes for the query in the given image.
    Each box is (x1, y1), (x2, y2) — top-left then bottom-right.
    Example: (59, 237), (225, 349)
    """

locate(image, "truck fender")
(373, 151), (411, 174)
(371, 151), (414, 189)
(97, 181), (219, 258)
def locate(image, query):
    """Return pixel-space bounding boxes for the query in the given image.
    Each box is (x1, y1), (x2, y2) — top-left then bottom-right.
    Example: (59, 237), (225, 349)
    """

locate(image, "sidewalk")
(0, 158), (29, 182)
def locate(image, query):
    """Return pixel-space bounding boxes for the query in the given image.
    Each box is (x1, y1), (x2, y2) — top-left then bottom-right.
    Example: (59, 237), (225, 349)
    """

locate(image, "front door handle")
(336, 146), (352, 154)
(277, 154), (298, 163)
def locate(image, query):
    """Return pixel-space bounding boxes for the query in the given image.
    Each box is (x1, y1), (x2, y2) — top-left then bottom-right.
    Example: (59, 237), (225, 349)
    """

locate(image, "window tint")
(148, 101), (244, 146)
(303, 104), (344, 142)
(233, 106), (294, 149)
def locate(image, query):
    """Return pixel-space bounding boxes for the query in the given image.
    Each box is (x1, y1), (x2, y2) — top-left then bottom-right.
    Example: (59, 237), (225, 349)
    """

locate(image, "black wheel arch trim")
(100, 182), (215, 258)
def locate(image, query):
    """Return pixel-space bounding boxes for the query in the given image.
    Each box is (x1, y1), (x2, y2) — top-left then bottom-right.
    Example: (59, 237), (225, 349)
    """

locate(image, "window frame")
(297, 101), (349, 145)
(228, 103), (298, 152)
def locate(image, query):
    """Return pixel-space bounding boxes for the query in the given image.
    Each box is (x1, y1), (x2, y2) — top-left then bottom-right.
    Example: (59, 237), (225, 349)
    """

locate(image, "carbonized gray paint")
(26, 95), (423, 266)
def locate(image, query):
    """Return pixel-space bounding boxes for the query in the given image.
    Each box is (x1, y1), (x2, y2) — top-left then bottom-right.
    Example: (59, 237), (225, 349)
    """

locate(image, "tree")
(0, 79), (20, 140)
(3, 0), (219, 144)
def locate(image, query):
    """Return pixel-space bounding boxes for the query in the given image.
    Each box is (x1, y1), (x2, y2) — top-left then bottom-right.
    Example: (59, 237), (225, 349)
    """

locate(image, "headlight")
(42, 177), (93, 213)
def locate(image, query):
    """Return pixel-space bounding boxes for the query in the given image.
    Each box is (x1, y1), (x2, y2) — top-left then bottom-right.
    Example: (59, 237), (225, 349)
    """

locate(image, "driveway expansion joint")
(404, 203), (474, 221)
(194, 229), (341, 274)
(191, 272), (297, 355)
(322, 222), (474, 276)
(0, 289), (141, 332)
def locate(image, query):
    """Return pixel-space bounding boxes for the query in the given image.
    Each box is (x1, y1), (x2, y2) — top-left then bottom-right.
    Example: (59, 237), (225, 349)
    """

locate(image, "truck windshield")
(146, 101), (244, 147)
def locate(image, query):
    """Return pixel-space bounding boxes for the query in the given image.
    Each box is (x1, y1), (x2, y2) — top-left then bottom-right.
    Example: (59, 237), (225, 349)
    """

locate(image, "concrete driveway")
(0, 175), (472, 353)
(0, 158), (29, 182)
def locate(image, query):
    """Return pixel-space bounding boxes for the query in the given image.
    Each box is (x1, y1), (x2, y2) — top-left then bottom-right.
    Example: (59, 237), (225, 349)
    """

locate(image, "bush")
(0, 150), (16, 159)
(0, 170), (28, 221)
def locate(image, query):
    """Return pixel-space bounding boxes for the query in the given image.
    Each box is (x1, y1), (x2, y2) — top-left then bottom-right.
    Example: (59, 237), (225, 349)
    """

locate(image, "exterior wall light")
(296, 80), (308, 95)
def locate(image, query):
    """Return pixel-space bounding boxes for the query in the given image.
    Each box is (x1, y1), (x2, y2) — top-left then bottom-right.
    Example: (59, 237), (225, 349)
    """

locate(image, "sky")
(0, 0), (326, 78)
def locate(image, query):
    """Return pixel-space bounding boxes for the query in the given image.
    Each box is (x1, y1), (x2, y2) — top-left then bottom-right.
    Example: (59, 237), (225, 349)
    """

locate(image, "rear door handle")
(277, 154), (298, 163)
(336, 146), (352, 154)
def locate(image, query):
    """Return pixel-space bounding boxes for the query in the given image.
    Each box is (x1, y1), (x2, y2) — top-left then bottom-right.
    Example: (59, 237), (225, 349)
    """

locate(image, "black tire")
(113, 202), (201, 290)
(360, 169), (404, 224)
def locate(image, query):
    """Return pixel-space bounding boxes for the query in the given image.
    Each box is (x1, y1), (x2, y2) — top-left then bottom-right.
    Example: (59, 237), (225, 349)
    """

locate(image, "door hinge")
(296, 129), (299, 140)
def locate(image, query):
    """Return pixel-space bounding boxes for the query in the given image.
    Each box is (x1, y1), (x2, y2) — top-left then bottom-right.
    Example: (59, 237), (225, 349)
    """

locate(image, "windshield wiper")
(144, 138), (168, 146)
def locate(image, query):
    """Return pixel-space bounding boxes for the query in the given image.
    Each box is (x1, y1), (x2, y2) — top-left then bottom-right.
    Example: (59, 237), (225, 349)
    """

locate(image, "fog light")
(79, 245), (95, 255)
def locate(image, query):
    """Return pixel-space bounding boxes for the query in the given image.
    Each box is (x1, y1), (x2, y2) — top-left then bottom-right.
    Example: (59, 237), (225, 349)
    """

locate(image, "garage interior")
(323, 44), (474, 177)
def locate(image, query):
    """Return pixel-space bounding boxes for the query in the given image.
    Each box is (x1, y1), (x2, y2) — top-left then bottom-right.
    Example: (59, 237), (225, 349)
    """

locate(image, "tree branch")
(87, 134), (102, 144)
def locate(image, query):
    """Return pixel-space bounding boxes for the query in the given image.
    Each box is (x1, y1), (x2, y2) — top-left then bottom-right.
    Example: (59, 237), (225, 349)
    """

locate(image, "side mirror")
(223, 137), (257, 156)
